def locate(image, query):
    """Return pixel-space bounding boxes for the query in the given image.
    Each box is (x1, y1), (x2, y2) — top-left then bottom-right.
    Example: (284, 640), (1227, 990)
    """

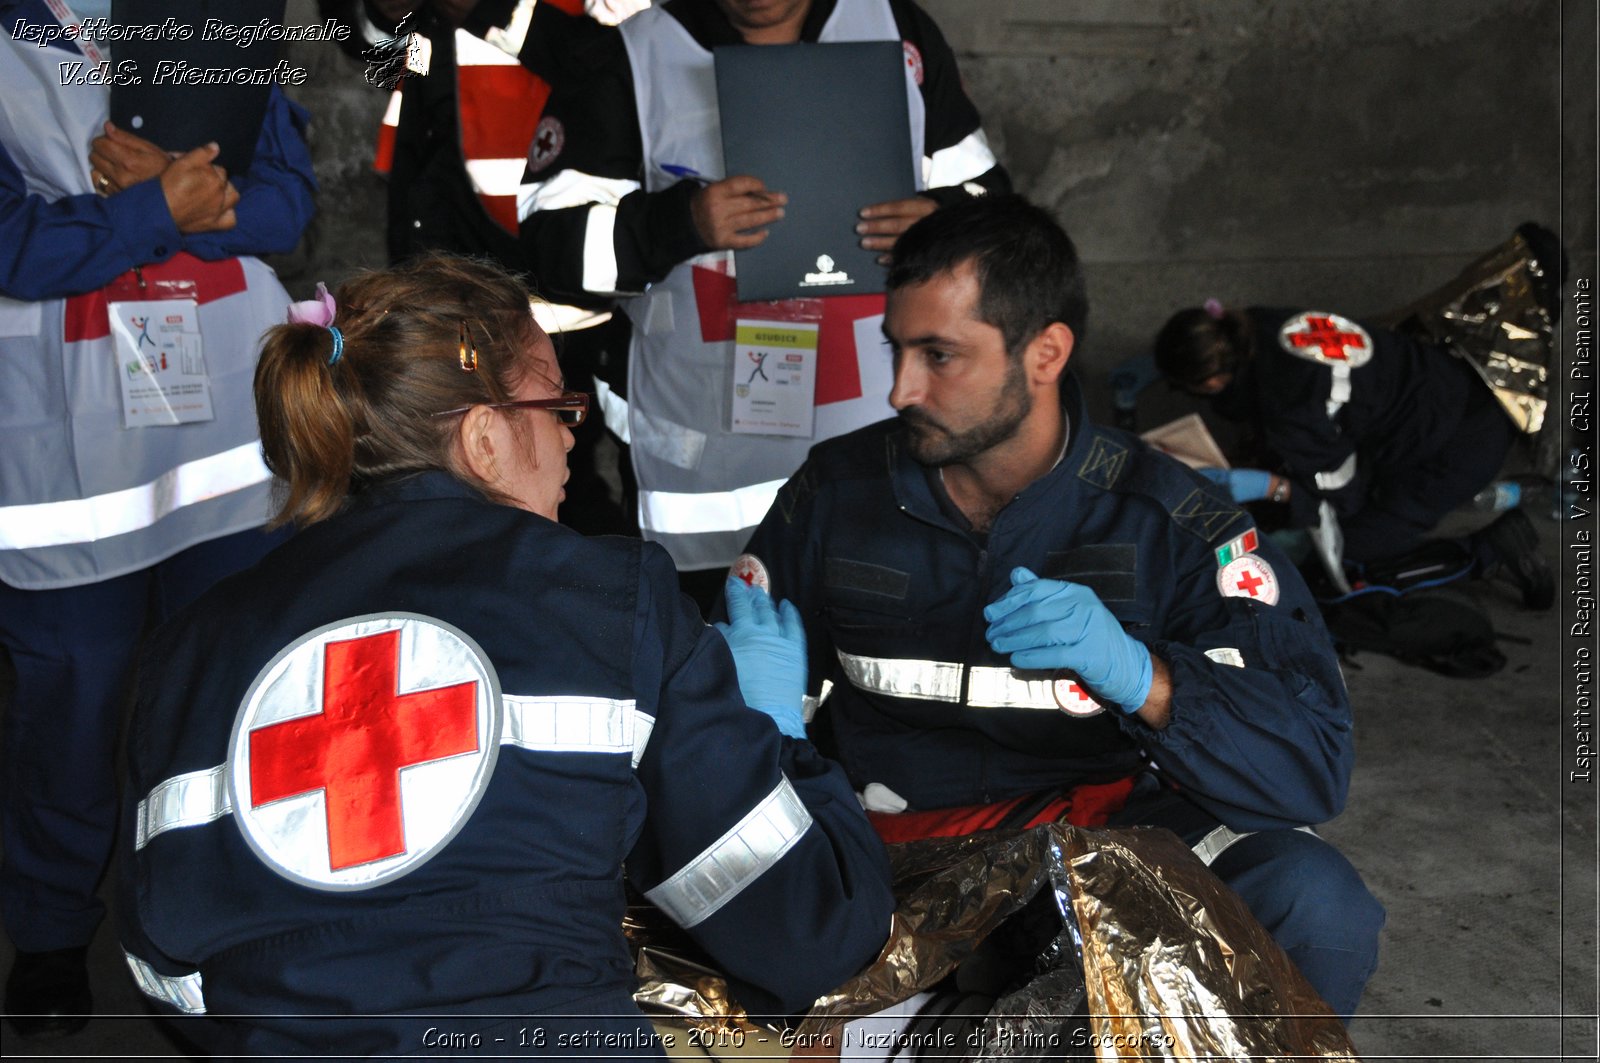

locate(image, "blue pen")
(662, 164), (712, 184)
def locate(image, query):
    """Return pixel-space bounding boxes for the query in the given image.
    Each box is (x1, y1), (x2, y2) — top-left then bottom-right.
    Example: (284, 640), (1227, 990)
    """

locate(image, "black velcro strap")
(825, 557), (910, 600)
(1042, 544), (1137, 602)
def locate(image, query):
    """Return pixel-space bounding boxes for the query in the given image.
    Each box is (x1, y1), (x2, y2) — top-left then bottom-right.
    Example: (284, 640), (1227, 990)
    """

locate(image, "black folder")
(715, 41), (916, 302)
(109, 0), (286, 176)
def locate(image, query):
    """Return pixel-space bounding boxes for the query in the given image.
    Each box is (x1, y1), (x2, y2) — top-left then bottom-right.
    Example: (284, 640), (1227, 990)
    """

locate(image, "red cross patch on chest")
(1277, 311), (1373, 368)
(1052, 675), (1106, 717)
(228, 615), (502, 890)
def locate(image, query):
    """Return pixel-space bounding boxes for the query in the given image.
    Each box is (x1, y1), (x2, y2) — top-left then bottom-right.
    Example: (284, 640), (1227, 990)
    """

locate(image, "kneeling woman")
(117, 255), (892, 1057)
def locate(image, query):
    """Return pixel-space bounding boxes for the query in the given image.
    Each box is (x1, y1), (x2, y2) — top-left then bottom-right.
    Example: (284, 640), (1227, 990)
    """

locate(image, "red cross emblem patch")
(527, 115), (565, 174)
(1052, 674), (1105, 717)
(1278, 311), (1373, 368)
(228, 615), (501, 890)
(1217, 555), (1280, 606)
(730, 553), (771, 593)
(903, 41), (924, 86)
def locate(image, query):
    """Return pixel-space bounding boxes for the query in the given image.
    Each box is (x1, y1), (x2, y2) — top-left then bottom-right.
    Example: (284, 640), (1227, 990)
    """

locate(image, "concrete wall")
(273, 0), (1595, 414)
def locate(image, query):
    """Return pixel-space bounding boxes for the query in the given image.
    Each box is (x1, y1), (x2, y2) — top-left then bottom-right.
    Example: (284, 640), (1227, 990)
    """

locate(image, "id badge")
(106, 277), (215, 428)
(729, 299), (825, 438)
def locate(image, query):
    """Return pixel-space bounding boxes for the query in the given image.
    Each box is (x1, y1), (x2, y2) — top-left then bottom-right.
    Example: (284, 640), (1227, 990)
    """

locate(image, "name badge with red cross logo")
(227, 615), (502, 891)
(1217, 555), (1280, 606)
(1277, 311), (1373, 368)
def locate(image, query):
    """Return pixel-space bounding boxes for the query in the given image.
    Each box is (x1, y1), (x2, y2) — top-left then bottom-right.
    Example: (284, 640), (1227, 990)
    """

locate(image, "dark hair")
(254, 253), (544, 526)
(885, 194), (1087, 356)
(1152, 306), (1255, 389)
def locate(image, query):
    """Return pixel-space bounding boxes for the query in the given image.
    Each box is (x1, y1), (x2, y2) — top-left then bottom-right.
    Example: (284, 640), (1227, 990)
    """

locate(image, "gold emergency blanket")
(1377, 227), (1559, 434)
(631, 823), (1360, 1061)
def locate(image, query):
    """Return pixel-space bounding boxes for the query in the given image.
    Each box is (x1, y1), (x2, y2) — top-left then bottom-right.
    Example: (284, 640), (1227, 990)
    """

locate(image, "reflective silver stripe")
(838, 650), (962, 702)
(380, 87), (402, 128)
(456, 23), (521, 65)
(124, 951), (206, 1014)
(464, 157), (527, 198)
(1314, 453), (1358, 492)
(637, 478), (786, 537)
(501, 694), (637, 755)
(632, 709), (654, 769)
(532, 301), (613, 336)
(1191, 823), (1317, 867)
(966, 666), (1064, 710)
(1324, 363), (1353, 418)
(644, 777), (812, 928)
(0, 441), (270, 550)
(923, 128), (998, 188)
(594, 376), (632, 444)
(1203, 647), (1246, 668)
(480, 0), (535, 57)
(137, 698), (642, 850)
(800, 678), (834, 724)
(517, 169), (641, 218)
(582, 204), (622, 294)
(1309, 500), (1352, 594)
(135, 765), (231, 850)
(838, 653), (1070, 711)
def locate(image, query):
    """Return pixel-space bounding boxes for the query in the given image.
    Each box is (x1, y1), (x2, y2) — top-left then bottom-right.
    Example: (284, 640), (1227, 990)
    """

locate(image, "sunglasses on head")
(432, 391), (590, 426)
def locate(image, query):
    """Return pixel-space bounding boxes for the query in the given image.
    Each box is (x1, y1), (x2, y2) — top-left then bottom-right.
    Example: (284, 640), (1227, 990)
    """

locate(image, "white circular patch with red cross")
(1052, 674), (1105, 717)
(1277, 311), (1373, 368)
(1217, 555), (1280, 606)
(730, 553), (771, 593)
(903, 41), (924, 86)
(527, 115), (565, 173)
(227, 614), (501, 892)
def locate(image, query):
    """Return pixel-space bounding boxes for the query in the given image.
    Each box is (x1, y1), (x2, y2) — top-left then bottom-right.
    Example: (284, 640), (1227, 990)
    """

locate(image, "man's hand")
(89, 122), (173, 196)
(159, 143), (239, 234)
(856, 195), (936, 264)
(984, 567), (1155, 713)
(690, 175), (786, 251)
(713, 576), (808, 739)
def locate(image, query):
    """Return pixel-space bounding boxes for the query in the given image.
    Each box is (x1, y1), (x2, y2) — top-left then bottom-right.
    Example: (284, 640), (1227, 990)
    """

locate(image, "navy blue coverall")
(738, 376), (1385, 1020)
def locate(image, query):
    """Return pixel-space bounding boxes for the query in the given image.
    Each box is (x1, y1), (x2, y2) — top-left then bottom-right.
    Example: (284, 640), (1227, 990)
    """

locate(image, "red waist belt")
(867, 776), (1137, 844)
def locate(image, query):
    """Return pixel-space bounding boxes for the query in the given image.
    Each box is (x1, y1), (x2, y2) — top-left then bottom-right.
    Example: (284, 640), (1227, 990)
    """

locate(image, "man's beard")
(898, 357), (1032, 467)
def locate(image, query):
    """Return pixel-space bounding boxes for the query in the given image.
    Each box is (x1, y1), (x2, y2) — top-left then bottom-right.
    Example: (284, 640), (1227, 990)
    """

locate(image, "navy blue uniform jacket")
(118, 473), (892, 1058)
(740, 377), (1353, 832)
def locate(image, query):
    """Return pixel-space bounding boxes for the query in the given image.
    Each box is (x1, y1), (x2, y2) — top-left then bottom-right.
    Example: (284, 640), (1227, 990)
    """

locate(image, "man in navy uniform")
(734, 196), (1385, 1022)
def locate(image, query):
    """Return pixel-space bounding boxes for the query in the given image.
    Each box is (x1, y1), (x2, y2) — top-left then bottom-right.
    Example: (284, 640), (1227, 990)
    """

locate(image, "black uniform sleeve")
(889, 0), (1011, 201)
(514, 19), (707, 306)
(1121, 523), (1355, 830)
(625, 544), (891, 1014)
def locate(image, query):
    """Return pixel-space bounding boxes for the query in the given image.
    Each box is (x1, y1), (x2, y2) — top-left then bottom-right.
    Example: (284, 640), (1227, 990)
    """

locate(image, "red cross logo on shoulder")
(527, 115), (565, 174)
(1217, 555), (1280, 606)
(230, 616), (500, 890)
(1052, 675), (1105, 717)
(1278, 311), (1373, 368)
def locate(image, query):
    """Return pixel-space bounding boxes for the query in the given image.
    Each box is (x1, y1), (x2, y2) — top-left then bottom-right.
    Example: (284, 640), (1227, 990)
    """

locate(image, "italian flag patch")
(1215, 528), (1259, 567)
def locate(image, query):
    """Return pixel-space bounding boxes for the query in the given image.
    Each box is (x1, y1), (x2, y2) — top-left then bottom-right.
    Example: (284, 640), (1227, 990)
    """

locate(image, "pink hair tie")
(1202, 298), (1225, 320)
(286, 281), (337, 327)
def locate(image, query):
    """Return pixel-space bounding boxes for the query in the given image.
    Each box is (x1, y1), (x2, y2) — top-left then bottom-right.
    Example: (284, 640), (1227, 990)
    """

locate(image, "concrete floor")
(1, 500), (1595, 1061)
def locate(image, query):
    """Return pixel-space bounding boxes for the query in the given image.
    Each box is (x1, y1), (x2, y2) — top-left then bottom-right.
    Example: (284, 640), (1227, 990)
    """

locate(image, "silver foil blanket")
(631, 823), (1361, 1060)
(1378, 227), (1559, 434)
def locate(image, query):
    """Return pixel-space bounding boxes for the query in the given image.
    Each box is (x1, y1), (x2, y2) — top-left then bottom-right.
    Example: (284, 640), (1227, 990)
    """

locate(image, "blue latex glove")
(1198, 467), (1272, 503)
(983, 567), (1154, 713)
(713, 576), (808, 738)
